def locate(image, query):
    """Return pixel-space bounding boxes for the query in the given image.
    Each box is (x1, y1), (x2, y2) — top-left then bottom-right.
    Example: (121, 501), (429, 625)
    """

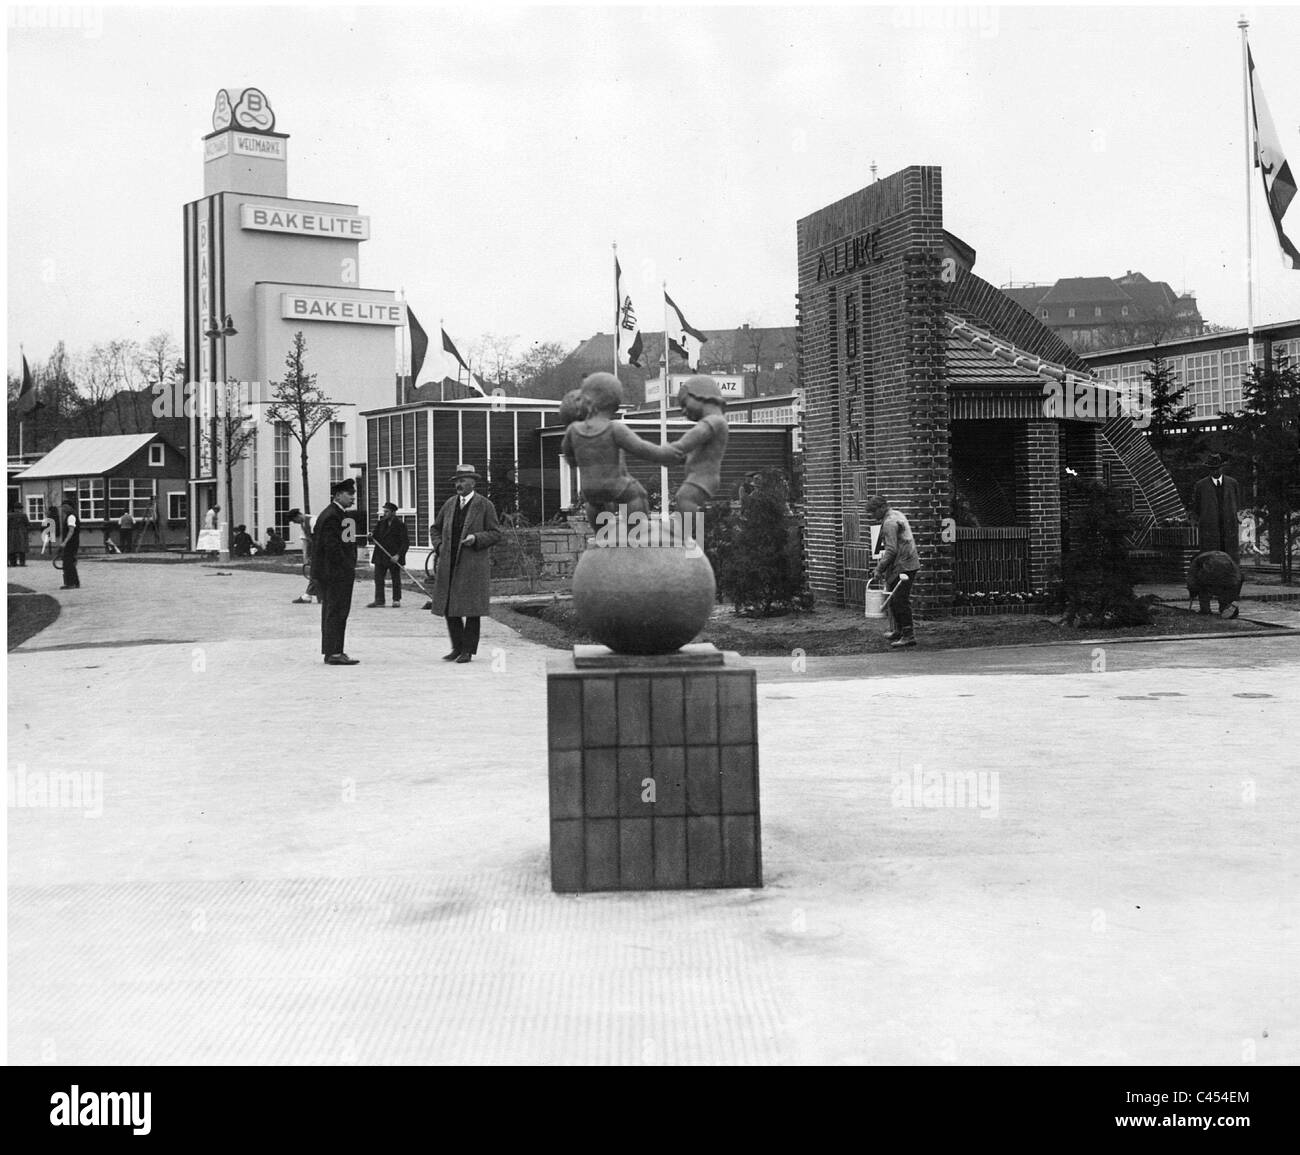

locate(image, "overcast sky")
(7, 2), (1300, 377)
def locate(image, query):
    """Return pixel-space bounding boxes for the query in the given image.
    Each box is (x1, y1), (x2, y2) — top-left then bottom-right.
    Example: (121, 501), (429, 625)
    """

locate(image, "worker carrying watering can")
(866, 494), (922, 650)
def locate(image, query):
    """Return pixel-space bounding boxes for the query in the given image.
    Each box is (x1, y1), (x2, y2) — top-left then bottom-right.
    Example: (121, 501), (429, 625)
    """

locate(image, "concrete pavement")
(7, 556), (1299, 1064)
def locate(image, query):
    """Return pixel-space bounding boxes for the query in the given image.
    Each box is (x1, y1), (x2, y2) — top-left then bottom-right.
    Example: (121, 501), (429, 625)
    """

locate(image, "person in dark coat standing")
(430, 464), (501, 663)
(8, 504), (30, 566)
(314, 477), (360, 665)
(1192, 454), (1241, 560)
(56, 498), (81, 589)
(368, 501), (409, 607)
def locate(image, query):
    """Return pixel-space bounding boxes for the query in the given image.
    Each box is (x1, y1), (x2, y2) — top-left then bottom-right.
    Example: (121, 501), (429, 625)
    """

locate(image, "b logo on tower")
(212, 88), (276, 134)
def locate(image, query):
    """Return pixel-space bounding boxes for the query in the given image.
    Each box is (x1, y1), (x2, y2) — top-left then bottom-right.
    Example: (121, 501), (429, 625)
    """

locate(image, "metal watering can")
(864, 577), (897, 619)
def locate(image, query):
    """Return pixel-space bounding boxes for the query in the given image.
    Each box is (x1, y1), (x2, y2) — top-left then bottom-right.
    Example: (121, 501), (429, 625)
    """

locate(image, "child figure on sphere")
(670, 375), (729, 515)
(561, 372), (681, 529)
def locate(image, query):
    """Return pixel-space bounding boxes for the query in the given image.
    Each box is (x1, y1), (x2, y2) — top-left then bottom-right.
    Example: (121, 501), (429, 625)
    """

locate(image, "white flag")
(1249, 47), (1299, 269)
(665, 291), (707, 370)
(615, 257), (645, 367)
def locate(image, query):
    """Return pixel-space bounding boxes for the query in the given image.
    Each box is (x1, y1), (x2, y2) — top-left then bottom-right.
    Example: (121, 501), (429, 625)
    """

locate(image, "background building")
(183, 88), (400, 548)
(1002, 271), (1203, 352)
(1085, 320), (1300, 424)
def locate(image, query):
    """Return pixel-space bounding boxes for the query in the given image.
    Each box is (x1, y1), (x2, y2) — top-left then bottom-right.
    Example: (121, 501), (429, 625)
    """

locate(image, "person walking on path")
(8, 504), (30, 567)
(429, 464), (501, 664)
(55, 498), (81, 589)
(866, 494), (922, 649)
(287, 509), (318, 603)
(368, 501), (409, 607)
(1192, 454), (1241, 561)
(313, 479), (360, 665)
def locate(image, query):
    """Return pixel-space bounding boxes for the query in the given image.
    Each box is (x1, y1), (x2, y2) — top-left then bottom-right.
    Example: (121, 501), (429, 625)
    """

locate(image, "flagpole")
(18, 343), (24, 457)
(439, 317), (447, 403)
(660, 282), (670, 518)
(612, 242), (619, 377)
(399, 287), (408, 405)
(1240, 17), (1255, 365)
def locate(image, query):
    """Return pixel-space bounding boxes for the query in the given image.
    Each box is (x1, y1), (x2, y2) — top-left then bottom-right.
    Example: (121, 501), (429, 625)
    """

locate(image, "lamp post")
(204, 314), (238, 562)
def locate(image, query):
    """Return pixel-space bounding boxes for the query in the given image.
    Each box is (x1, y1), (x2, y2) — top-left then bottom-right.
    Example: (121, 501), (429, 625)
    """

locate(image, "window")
(378, 467), (416, 510)
(167, 492), (188, 521)
(26, 495), (44, 523)
(149, 443), (165, 467)
(1184, 352), (1218, 418)
(1068, 308), (1076, 319)
(1220, 347), (1248, 412)
(274, 421), (291, 535)
(77, 478), (105, 522)
(1121, 306), (1129, 318)
(1040, 309), (1049, 320)
(329, 421), (346, 486)
(108, 479), (155, 518)
(774, 361), (784, 370)
(1094, 306), (1103, 319)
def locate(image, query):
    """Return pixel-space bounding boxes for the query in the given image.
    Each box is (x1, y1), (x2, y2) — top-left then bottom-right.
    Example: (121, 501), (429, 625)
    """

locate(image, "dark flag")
(442, 328), (470, 374)
(16, 354), (43, 415)
(407, 306), (430, 385)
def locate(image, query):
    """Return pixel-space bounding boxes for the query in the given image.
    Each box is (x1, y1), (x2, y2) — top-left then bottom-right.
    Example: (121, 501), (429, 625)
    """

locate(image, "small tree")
(714, 471), (807, 616)
(1225, 351), (1300, 583)
(265, 332), (338, 515)
(1059, 477), (1152, 627)
(1142, 350), (1194, 459)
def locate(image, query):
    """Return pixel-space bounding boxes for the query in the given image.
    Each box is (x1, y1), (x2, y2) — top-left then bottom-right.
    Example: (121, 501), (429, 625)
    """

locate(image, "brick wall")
(796, 166), (952, 615)
(1013, 420), (1062, 588)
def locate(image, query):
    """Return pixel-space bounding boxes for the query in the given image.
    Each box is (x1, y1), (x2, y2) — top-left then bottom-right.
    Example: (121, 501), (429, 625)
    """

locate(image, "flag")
(407, 306), (430, 384)
(1249, 47), (1299, 269)
(16, 353), (43, 416)
(442, 328), (470, 374)
(615, 257), (645, 367)
(665, 291), (707, 370)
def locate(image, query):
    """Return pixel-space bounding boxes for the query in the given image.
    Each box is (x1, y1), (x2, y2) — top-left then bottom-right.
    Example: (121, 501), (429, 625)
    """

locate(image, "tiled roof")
(1041, 277), (1132, 304)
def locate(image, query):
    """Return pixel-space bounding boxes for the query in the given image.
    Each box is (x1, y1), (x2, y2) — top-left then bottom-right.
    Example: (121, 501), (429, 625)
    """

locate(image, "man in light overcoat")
(430, 464), (501, 664)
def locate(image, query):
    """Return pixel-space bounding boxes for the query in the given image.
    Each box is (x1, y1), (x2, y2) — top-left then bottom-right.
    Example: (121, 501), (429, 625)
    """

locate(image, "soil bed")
(493, 598), (1272, 656)
(8, 583), (61, 650)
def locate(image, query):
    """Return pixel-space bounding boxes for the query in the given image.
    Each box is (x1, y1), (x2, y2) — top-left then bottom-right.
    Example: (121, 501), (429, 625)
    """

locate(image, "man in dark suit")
(429, 464), (501, 663)
(368, 501), (409, 608)
(1192, 454), (1241, 561)
(314, 477), (360, 665)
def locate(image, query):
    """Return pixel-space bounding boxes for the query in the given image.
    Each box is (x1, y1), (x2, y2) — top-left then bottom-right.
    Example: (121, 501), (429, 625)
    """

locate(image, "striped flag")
(665, 291), (707, 370)
(1249, 47), (1299, 269)
(615, 257), (645, 367)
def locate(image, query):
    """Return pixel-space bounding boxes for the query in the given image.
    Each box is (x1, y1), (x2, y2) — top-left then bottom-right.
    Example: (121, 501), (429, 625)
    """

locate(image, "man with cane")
(429, 464), (501, 664)
(368, 501), (409, 608)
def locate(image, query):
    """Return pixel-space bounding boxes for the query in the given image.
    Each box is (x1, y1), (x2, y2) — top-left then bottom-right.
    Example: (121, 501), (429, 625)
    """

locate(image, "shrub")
(713, 472), (810, 617)
(1060, 477), (1152, 627)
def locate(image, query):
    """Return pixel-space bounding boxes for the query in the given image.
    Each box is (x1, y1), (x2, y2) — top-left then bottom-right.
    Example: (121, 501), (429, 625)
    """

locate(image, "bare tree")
(265, 331), (338, 515)
(511, 340), (569, 396)
(470, 332), (519, 391)
(75, 339), (139, 436)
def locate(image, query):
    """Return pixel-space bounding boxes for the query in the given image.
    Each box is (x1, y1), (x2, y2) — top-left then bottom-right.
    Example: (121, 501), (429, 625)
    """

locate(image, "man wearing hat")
(429, 465), (501, 663)
(314, 477), (360, 665)
(1192, 454), (1241, 561)
(368, 501), (409, 608)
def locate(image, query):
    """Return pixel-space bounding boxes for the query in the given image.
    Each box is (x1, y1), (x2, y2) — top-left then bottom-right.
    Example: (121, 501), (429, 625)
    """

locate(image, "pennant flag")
(615, 257), (645, 367)
(665, 291), (707, 370)
(442, 328), (470, 374)
(468, 372), (490, 397)
(1249, 47), (1299, 269)
(407, 306), (430, 384)
(16, 353), (43, 415)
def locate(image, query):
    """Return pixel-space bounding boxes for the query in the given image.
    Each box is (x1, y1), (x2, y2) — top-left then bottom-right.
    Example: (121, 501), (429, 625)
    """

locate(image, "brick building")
(797, 165), (1184, 615)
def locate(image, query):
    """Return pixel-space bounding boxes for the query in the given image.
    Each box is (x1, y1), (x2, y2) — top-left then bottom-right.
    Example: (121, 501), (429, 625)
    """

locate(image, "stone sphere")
(572, 544), (716, 654)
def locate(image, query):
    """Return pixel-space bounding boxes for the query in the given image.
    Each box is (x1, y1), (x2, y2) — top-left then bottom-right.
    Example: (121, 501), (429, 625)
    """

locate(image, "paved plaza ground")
(7, 556), (1299, 1065)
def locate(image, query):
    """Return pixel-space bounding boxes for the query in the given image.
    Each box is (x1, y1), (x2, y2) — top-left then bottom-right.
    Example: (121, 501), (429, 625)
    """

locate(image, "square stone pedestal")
(546, 643), (762, 892)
